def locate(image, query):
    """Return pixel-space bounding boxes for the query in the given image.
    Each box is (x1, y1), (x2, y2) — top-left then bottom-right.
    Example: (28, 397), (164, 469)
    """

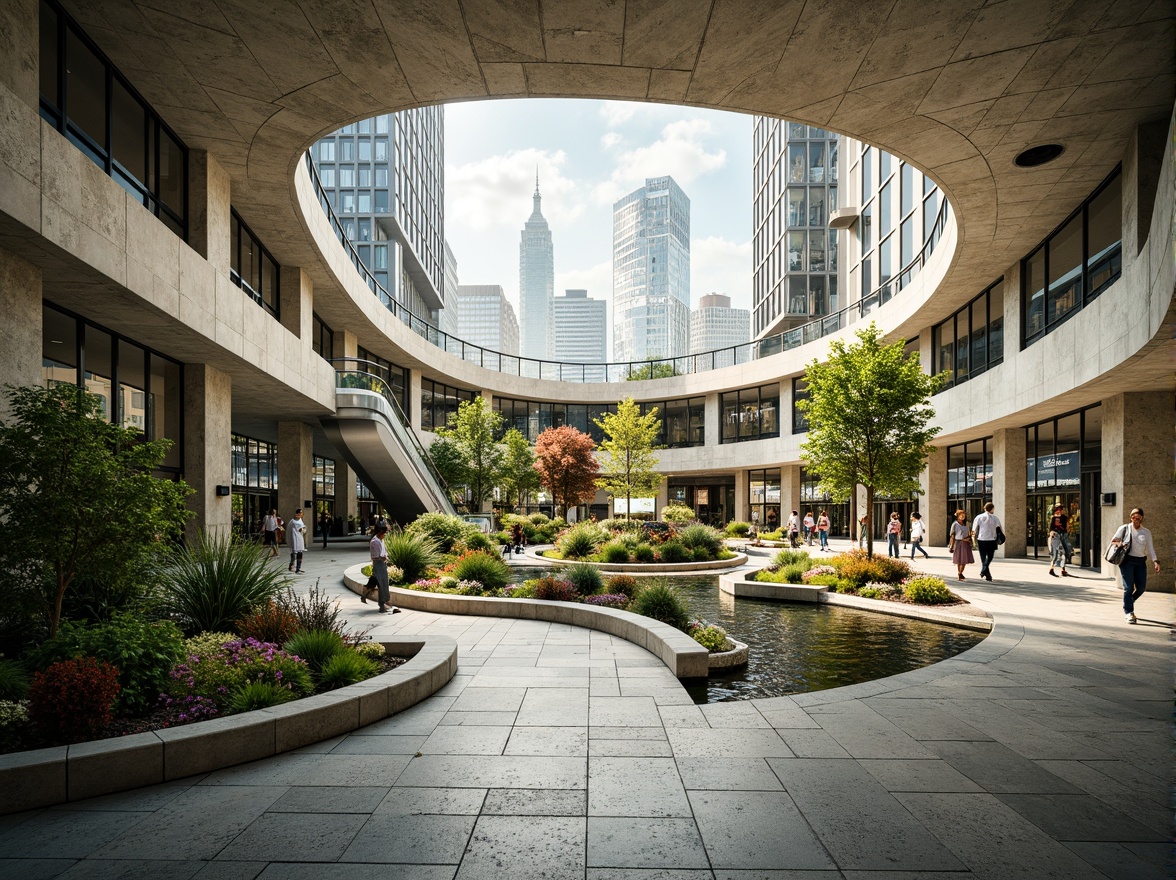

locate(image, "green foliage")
(426, 434), (468, 506)
(773, 549), (812, 567)
(661, 504), (695, 524)
(227, 680), (296, 713)
(438, 398), (505, 513)
(677, 524), (724, 558)
(355, 641), (386, 659)
(658, 540), (691, 563)
(754, 564), (810, 584)
(284, 630), (347, 675)
(690, 624), (728, 652)
(383, 529), (441, 584)
(505, 580), (537, 599)
(0, 383), (192, 641)
(830, 551), (912, 586)
(629, 582), (691, 631)
(0, 699), (30, 750)
(182, 631), (237, 659)
(318, 651), (380, 690)
(534, 426), (600, 518)
(805, 574), (842, 587)
(0, 660), (30, 700)
(499, 428), (541, 512)
(903, 576), (956, 604)
(28, 612), (184, 716)
(557, 522), (607, 559)
(799, 324), (944, 557)
(600, 541), (631, 564)
(406, 512), (482, 553)
(164, 532), (291, 634)
(604, 574), (641, 598)
(600, 518), (641, 533)
(595, 398), (663, 517)
(450, 550), (512, 592)
(633, 543), (656, 563)
(562, 562), (604, 596)
(626, 361), (676, 380)
(725, 521), (751, 537)
(463, 531), (494, 552)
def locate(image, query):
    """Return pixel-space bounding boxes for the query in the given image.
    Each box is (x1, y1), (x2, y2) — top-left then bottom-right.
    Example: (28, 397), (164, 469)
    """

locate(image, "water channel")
(511, 568), (986, 704)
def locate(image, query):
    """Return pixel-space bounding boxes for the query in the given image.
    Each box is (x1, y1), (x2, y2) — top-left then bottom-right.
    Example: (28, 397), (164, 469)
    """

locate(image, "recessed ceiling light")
(50, 339), (63, 344)
(1015, 144), (1064, 168)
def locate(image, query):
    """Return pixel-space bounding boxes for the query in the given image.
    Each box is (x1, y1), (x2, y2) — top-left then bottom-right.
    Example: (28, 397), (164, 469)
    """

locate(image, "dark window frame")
(932, 279), (1005, 391)
(229, 208), (280, 318)
(312, 313), (333, 362)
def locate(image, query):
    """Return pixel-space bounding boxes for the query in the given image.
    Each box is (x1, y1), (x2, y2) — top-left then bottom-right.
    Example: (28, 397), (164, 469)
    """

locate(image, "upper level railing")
(305, 152), (952, 382)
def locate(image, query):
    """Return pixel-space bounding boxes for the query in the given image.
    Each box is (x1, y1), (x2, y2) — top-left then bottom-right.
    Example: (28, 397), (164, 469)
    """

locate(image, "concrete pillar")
(335, 459), (359, 533)
(182, 364), (232, 540)
(277, 420), (314, 523)
(655, 480), (670, 520)
(279, 266), (313, 342)
(920, 448), (948, 546)
(992, 427), (1027, 557)
(0, 247), (41, 415)
(187, 151), (231, 272)
(1101, 391), (1174, 577)
(781, 464), (802, 519)
(734, 469), (749, 522)
(333, 329), (358, 362)
(704, 393), (720, 447)
(0, 0), (37, 109)
(408, 368), (423, 431)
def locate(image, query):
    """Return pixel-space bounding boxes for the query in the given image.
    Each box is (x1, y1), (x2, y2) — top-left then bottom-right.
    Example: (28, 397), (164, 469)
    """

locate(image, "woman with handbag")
(1047, 504), (1072, 577)
(1110, 508), (1160, 624)
(948, 509), (974, 581)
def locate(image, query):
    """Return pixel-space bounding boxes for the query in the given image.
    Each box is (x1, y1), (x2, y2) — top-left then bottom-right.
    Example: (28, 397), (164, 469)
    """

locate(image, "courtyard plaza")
(0, 539), (1168, 879)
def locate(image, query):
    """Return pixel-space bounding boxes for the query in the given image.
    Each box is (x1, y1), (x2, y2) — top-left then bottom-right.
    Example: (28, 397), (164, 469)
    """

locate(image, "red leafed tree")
(534, 426), (600, 519)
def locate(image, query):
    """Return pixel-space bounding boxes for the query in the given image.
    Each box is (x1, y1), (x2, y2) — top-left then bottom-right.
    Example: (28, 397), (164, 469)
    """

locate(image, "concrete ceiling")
(62, 0), (1174, 329)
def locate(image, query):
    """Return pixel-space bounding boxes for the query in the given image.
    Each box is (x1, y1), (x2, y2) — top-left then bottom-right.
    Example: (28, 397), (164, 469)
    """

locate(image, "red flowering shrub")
(236, 600), (300, 644)
(534, 577), (579, 602)
(28, 657), (121, 743)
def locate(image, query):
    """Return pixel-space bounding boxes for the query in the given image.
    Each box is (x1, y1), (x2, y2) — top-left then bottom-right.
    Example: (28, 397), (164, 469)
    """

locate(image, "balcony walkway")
(0, 540), (1169, 879)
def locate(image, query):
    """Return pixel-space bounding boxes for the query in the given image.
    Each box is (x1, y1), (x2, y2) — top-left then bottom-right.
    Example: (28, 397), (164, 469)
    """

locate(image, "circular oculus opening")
(1014, 144), (1065, 167)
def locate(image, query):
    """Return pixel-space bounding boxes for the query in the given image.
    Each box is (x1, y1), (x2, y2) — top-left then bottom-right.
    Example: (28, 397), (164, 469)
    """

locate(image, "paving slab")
(455, 815), (585, 880)
(688, 790), (834, 870)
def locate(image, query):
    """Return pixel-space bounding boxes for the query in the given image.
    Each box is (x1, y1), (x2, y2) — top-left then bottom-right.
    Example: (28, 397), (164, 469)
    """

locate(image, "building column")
(655, 480), (670, 520)
(781, 464), (801, 519)
(187, 151), (231, 273)
(279, 266), (313, 342)
(0, 247), (41, 416)
(333, 329), (358, 362)
(920, 448), (948, 546)
(277, 420), (314, 523)
(335, 459), (359, 533)
(1101, 391), (1173, 576)
(704, 393), (720, 447)
(734, 469), (749, 522)
(183, 364), (232, 540)
(408, 368), (423, 431)
(0, 0), (38, 109)
(992, 427), (1027, 558)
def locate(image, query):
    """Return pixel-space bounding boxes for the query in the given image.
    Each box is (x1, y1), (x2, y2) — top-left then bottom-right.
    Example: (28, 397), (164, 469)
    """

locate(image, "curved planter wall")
(0, 636), (458, 816)
(343, 564), (708, 680)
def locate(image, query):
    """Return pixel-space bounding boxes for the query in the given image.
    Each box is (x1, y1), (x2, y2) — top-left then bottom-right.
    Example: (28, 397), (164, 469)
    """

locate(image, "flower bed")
(750, 549), (965, 607)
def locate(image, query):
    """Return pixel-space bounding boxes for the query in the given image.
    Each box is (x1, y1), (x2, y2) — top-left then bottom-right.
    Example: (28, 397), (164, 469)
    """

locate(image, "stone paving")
(0, 539), (1170, 879)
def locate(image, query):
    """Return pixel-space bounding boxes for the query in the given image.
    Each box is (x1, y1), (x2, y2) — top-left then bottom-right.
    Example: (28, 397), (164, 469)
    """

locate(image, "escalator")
(320, 360), (456, 521)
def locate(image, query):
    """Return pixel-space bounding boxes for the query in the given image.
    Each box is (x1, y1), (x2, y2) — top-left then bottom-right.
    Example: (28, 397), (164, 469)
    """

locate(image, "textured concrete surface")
(0, 541), (1167, 878)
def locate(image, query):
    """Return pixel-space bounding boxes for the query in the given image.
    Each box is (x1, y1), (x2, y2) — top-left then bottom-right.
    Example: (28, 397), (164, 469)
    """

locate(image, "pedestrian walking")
(949, 509), (974, 580)
(1110, 508), (1160, 624)
(287, 508), (306, 573)
(972, 501), (1002, 582)
(803, 511), (815, 545)
(858, 513), (869, 549)
(1047, 503), (1072, 577)
(787, 510), (801, 548)
(368, 521), (400, 614)
(817, 510), (830, 551)
(319, 511), (331, 550)
(909, 511), (929, 559)
(261, 508), (279, 558)
(886, 512), (902, 558)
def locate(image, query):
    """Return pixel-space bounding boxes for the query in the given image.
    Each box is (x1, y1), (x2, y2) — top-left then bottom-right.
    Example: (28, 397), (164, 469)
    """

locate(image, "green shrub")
(756, 561), (810, 584)
(0, 699), (30, 751)
(463, 531), (494, 553)
(164, 533), (291, 634)
(678, 524), (724, 558)
(284, 630), (347, 675)
(383, 529), (441, 583)
(661, 504), (696, 524)
(831, 551), (913, 586)
(504, 581), (537, 599)
(805, 574), (841, 587)
(405, 512), (481, 553)
(600, 541), (631, 564)
(629, 582), (691, 631)
(528, 513), (550, 525)
(903, 576), (956, 605)
(658, 541), (691, 563)
(227, 680), (296, 713)
(690, 623), (728, 652)
(355, 641), (386, 659)
(726, 521), (751, 537)
(450, 550), (512, 592)
(633, 543), (655, 563)
(318, 651), (380, 690)
(692, 547), (711, 562)
(605, 574), (641, 598)
(167, 638), (311, 715)
(361, 563), (373, 577)
(600, 518), (640, 533)
(28, 611), (184, 717)
(773, 548), (812, 567)
(0, 660), (29, 701)
(557, 522), (606, 559)
(277, 581), (349, 637)
(563, 562), (604, 596)
(182, 631), (237, 659)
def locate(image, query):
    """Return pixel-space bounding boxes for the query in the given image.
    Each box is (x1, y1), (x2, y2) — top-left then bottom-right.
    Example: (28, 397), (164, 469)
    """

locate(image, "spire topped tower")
(519, 175), (555, 359)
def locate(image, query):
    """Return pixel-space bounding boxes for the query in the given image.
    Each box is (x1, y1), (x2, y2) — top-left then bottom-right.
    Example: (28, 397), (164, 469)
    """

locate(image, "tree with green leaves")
(439, 397), (503, 513)
(424, 434), (468, 510)
(798, 323), (944, 558)
(498, 428), (540, 512)
(595, 397), (663, 519)
(626, 360), (676, 381)
(0, 384), (192, 640)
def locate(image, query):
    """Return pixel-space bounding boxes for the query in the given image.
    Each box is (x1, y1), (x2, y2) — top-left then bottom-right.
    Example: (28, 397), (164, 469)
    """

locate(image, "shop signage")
(1027, 450), (1080, 489)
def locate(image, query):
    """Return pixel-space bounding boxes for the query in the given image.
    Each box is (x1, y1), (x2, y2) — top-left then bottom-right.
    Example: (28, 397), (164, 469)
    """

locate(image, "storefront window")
(231, 433), (278, 539)
(748, 468), (781, 532)
(720, 385), (780, 443)
(1025, 404), (1101, 567)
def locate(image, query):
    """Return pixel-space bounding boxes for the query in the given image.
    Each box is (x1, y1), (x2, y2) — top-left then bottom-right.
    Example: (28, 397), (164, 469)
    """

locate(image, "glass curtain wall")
(945, 438), (993, 539)
(312, 455), (336, 538)
(230, 434), (278, 540)
(421, 379), (476, 432)
(800, 467), (849, 537)
(1025, 405), (1101, 566)
(720, 385), (780, 443)
(229, 210), (280, 317)
(748, 468), (781, 532)
(933, 281), (1004, 389)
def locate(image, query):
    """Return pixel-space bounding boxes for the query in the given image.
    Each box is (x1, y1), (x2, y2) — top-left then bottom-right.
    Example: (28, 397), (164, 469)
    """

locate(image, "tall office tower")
(690, 293), (750, 354)
(441, 240), (459, 337)
(613, 176), (691, 362)
(751, 119), (839, 338)
(455, 285), (520, 355)
(553, 289), (607, 363)
(313, 107), (445, 326)
(518, 176), (554, 360)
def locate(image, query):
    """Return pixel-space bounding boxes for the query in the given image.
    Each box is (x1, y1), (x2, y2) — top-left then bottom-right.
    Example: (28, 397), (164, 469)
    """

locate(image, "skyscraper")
(518, 175), (554, 360)
(553, 289), (607, 363)
(613, 176), (690, 362)
(690, 293), (750, 354)
(455, 284), (519, 355)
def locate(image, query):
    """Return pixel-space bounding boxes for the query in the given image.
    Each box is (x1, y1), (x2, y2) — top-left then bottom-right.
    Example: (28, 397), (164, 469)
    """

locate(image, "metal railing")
(331, 358), (455, 510)
(306, 152), (952, 382)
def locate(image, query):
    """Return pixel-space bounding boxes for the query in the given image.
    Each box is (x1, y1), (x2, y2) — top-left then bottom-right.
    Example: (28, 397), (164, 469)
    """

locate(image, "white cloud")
(446, 148), (582, 233)
(599, 101), (638, 127)
(600, 131), (623, 150)
(592, 118), (728, 205)
(691, 236), (753, 312)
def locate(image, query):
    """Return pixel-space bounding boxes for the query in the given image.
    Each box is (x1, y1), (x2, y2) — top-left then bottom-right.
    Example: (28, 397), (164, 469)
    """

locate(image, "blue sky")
(443, 99), (752, 354)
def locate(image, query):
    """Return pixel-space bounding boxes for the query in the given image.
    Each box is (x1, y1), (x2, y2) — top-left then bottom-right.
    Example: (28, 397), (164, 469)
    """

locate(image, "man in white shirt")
(288, 509), (307, 573)
(972, 502), (1002, 582)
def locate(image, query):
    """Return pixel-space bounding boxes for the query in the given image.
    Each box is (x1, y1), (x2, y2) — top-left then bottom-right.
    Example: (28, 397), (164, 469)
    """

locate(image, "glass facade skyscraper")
(518, 178), (554, 359)
(612, 176), (691, 362)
